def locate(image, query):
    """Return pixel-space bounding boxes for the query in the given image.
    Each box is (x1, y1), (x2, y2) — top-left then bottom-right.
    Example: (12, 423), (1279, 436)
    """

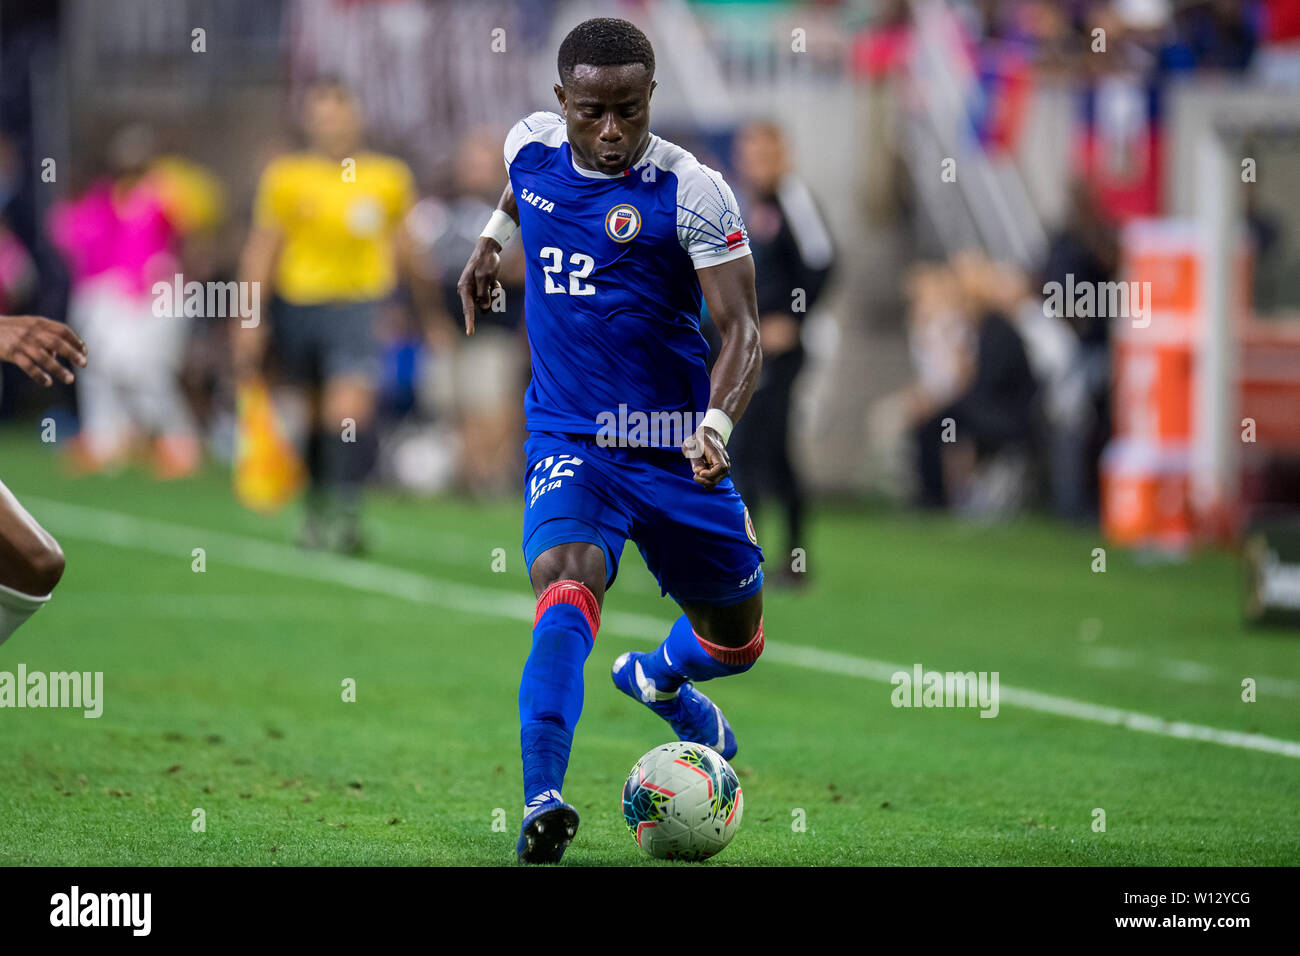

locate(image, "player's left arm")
(689, 254), (761, 489)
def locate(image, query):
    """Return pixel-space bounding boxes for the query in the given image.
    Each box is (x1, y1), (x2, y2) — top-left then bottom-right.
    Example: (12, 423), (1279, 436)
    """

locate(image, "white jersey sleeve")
(504, 111), (565, 169)
(675, 161), (751, 270)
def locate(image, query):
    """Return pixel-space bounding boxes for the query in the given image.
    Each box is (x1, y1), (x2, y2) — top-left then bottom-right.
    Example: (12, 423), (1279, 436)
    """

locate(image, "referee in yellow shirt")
(236, 76), (415, 552)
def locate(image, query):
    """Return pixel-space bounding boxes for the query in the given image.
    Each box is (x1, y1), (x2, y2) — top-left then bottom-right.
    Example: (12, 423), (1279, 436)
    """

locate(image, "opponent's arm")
(688, 254), (762, 489)
(0, 315), (87, 387)
(457, 184), (519, 336)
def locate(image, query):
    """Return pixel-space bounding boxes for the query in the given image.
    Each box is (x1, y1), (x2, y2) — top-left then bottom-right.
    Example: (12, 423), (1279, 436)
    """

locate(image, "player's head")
(554, 18), (656, 175)
(302, 75), (362, 158)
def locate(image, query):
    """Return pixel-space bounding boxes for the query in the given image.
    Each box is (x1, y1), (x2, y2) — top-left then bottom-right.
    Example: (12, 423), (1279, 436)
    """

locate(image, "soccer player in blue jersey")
(458, 18), (766, 864)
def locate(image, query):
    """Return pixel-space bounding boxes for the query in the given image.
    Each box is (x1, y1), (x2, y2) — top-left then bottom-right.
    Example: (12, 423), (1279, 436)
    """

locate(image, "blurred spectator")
(990, 259), (1092, 519)
(47, 123), (214, 479)
(913, 251), (1039, 514)
(237, 76), (416, 552)
(728, 121), (834, 584)
(903, 262), (971, 420)
(1040, 180), (1119, 516)
(865, 262), (969, 504)
(882, 247), (1105, 518)
(407, 128), (527, 497)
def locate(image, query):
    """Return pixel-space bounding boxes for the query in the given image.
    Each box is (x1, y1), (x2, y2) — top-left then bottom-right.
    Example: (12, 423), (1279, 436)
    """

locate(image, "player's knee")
(8, 532), (65, 596)
(529, 543), (605, 602)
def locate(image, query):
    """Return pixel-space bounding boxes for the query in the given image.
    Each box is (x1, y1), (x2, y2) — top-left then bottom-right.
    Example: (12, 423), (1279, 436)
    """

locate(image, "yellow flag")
(234, 379), (304, 513)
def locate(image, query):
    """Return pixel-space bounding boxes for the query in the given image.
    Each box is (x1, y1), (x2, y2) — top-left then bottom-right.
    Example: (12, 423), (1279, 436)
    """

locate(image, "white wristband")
(479, 209), (517, 249)
(701, 408), (734, 445)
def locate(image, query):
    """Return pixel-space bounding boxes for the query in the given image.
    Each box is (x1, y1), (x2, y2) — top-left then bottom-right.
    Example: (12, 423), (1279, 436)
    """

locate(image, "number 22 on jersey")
(539, 247), (595, 296)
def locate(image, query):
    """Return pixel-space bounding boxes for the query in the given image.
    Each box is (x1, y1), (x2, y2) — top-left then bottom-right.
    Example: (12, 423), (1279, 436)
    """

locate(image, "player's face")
(554, 64), (656, 175)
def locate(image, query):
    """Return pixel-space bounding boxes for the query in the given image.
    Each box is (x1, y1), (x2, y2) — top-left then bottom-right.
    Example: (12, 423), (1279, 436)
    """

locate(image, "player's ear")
(554, 83), (566, 116)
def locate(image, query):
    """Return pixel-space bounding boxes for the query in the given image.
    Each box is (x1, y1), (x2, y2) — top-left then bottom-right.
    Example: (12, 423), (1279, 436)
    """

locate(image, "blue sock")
(638, 613), (759, 694)
(519, 603), (594, 807)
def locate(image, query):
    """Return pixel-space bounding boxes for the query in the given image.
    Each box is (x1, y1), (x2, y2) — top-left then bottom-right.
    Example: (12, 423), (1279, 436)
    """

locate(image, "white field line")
(1081, 646), (1300, 699)
(24, 496), (1300, 761)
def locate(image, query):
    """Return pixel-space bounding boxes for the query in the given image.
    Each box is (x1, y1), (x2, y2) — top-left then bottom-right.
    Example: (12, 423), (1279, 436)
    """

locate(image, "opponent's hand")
(0, 314), (87, 387)
(457, 237), (503, 336)
(683, 425), (730, 490)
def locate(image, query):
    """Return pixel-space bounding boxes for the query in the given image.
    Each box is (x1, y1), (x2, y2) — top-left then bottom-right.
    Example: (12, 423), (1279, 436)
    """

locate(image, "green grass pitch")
(1, 429), (1297, 866)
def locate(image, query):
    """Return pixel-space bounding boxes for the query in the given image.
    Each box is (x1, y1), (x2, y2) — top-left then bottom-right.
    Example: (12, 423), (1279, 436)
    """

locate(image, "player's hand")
(0, 314), (87, 387)
(683, 426), (730, 490)
(456, 237), (503, 336)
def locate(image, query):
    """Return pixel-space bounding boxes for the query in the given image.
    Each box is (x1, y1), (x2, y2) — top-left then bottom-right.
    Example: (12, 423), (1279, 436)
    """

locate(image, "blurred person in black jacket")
(1040, 181), (1119, 517)
(728, 122), (834, 586)
(914, 252), (1038, 511)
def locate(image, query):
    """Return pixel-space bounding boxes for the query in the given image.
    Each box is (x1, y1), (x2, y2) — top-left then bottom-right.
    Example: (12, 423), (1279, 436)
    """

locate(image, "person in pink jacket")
(48, 124), (200, 478)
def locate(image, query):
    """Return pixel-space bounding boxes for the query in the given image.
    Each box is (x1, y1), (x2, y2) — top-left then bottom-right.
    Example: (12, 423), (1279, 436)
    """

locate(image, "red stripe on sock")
(534, 579), (601, 637)
(695, 618), (764, 667)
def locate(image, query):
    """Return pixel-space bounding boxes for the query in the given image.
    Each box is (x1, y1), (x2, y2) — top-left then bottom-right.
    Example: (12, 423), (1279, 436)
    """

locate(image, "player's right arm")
(0, 315), (87, 387)
(457, 184), (518, 336)
(460, 114), (552, 335)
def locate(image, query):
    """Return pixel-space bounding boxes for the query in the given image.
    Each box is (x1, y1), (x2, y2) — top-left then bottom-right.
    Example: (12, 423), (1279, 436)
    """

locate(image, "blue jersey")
(504, 111), (751, 446)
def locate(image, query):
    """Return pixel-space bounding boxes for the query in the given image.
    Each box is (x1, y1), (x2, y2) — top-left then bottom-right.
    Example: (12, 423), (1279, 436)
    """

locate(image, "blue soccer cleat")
(611, 651), (737, 760)
(516, 791), (580, 865)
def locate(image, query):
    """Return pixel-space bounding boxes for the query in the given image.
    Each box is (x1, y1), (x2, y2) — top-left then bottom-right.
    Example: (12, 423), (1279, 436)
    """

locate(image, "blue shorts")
(522, 432), (764, 607)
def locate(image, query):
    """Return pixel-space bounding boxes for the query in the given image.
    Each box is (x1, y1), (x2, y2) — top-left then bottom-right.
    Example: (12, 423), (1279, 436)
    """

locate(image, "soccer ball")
(622, 741), (743, 861)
